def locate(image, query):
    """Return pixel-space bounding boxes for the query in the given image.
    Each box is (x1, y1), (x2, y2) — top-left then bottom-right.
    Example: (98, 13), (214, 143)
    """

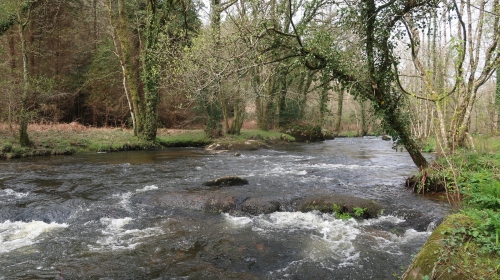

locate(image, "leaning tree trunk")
(385, 105), (429, 169)
(363, 0), (429, 169)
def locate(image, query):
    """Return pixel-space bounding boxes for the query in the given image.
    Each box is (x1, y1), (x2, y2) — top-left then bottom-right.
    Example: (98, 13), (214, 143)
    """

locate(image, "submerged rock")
(238, 197), (281, 215)
(145, 187), (384, 218)
(202, 176), (249, 187)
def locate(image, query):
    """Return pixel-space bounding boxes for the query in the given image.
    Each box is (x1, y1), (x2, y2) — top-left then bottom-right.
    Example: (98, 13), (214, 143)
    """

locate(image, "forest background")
(0, 0), (497, 167)
(1, 0), (500, 278)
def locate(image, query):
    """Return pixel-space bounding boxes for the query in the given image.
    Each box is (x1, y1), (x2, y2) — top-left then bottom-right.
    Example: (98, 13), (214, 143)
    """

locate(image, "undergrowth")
(411, 136), (500, 279)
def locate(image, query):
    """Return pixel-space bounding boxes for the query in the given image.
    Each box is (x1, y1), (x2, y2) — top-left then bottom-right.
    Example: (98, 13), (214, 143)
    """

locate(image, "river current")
(0, 137), (448, 279)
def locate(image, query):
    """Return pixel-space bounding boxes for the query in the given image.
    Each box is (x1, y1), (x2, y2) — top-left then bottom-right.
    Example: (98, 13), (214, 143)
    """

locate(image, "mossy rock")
(5, 146), (29, 158)
(238, 198), (281, 215)
(322, 129), (335, 140)
(296, 194), (382, 218)
(401, 214), (476, 280)
(284, 122), (325, 142)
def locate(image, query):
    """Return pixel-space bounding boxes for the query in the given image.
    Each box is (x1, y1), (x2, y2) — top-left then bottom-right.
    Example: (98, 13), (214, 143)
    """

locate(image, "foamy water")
(0, 189), (30, 199)
(0, 220), (68, 253)
(136, 185), (159, 192)
(89, 217), (163, 251)
(224, 212), (431, 268)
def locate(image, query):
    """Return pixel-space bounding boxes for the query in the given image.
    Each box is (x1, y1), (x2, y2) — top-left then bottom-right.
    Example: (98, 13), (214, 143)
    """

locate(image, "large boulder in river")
(238, 197), (281, 215)
(203, 176), (249, 187)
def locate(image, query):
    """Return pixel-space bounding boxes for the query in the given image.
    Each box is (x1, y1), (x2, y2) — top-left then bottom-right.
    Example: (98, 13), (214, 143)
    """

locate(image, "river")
(0, 137), (448, 279)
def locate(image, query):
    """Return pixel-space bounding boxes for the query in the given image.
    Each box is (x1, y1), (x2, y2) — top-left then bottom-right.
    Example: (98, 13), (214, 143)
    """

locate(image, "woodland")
(1, 0), (500, 277)
(0, 0), (499, 168)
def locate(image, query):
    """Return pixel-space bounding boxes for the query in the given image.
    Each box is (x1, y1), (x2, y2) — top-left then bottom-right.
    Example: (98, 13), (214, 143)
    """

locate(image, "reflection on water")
(0, 138), (447, 279)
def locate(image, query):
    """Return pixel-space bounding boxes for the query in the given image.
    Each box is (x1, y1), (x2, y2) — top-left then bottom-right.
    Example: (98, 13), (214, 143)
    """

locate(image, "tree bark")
(334, 88), (344, 136)
(362, 0), (429, 168)
(107, 0), (143, 136)
(17, 2), (33, 147)
(142, 0), (161, 141)
(496, 67), (500, 132)
(359, 99), (367, 137)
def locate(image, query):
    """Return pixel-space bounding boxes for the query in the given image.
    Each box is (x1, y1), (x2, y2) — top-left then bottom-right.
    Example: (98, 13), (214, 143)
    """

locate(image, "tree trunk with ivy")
(334, 88), (344, 136)
(318, 74), (330, 127)
(496, 67), (500, 133)
(361, 0), (429, 169)
(17, 1), (34, 147)
(141, 0), (161, 141)
(359, 99), (367, 137)
(229, 87), (245, 135)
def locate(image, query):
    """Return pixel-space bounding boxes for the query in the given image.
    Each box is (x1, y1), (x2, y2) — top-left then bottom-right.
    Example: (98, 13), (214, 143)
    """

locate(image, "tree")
(398, 0), (500, 153)
(497, 67), (500, 132)
(107, 0), (200, 140)
(12, 0), (38, 146)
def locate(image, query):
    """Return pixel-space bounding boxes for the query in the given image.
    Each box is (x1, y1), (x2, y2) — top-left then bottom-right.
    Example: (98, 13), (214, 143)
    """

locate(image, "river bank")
(403, 136), (500, 279)
(0, 123), (295, 159)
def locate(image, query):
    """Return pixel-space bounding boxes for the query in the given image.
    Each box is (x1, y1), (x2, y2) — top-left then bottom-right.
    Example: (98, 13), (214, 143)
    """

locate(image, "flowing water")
(0, 137), (448, 279)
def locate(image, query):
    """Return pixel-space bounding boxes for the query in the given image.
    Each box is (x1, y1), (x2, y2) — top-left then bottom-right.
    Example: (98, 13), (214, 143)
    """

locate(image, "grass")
(336, 130), (361, 137)
(0, 123), (294, 159)
(227, 129), (295, 142)
(420, 136), (436, 153)
(156, 129), (209, 147)
(404, 135), (500, 279)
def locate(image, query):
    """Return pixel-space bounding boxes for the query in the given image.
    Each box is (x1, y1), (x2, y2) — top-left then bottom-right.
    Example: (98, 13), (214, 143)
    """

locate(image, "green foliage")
(413, 138), (500, 277)
(279, 100), (302, 127)
(421, 137), (436, 153)
(284, 121), (324, 142)
(156, 130), (209, 147)
(436, 216), (500, 279)
(353, 207), (367, 217)
(333, 203), (352, 220)
(239, 129), (295, 142)
(0, 142), (12, 153)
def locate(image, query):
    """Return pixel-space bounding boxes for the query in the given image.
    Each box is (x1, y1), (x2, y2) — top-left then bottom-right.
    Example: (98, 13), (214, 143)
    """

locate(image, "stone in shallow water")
(202, 176), (249, 187)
